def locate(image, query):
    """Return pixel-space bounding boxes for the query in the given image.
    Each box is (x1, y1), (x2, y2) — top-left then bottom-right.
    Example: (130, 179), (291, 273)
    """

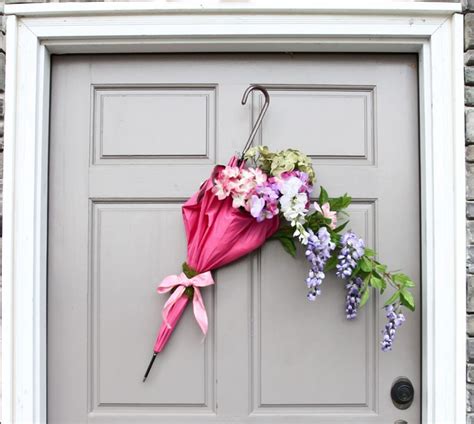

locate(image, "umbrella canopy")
(183, 156), (280, 272)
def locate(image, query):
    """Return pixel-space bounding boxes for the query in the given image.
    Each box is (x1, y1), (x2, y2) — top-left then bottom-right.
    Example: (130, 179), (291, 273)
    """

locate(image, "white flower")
(232, 193), (247, 209)
(293, 221), (310, 245)
(278, 189), (310, 244)
(280, 192), (308, 221)
(279, 176), (303, 197)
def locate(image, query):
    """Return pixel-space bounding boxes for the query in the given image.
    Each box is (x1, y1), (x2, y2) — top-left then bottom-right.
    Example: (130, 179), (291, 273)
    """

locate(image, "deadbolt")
(391, 377), (414, 410)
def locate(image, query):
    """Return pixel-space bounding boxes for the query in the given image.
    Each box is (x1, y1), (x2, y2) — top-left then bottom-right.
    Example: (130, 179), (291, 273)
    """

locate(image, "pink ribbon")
(157, 271), (215, 334)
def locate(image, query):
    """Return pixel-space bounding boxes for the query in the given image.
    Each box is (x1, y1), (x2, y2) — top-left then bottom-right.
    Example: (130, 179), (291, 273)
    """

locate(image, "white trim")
(4, 1), (462, 17)
(1, 2), (465, 423)
(2, 14), (17, 424)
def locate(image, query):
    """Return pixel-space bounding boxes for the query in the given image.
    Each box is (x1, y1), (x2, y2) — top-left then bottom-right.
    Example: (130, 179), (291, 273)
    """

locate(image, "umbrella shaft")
(142, 352), (158, 382)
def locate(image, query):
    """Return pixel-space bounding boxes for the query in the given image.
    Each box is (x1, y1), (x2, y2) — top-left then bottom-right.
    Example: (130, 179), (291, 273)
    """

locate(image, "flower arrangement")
(213, 146), (416, 352)
(143, 85), (416, 382)
(144, 145), (416, 382)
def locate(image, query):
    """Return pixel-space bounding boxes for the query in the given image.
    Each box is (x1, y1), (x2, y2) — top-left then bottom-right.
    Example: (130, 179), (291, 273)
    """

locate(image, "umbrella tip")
(142, 352), (158, 382)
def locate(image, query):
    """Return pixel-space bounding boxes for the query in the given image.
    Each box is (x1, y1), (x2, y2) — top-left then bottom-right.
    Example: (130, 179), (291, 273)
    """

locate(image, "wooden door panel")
(49, 53), (420, 423)
(258, 87), (374, 164)
(257, 203), (375, 410)
(93, 86), (216, 165)
(91, 203), (213, 407)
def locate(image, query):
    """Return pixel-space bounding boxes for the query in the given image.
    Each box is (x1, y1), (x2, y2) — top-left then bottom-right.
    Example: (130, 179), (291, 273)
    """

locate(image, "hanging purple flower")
(345, 277), (363, 320)
(381, 304), (406, 352)
(305, 227), (335, 301)
(336, 231), (365, 279)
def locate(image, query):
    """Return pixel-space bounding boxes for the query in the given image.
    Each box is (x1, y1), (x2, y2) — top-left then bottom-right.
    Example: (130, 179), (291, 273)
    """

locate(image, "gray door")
(48, 54), (420, 423)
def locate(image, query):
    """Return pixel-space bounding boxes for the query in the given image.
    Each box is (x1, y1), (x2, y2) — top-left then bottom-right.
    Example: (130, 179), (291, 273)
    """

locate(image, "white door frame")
(1, 2), (465, 423)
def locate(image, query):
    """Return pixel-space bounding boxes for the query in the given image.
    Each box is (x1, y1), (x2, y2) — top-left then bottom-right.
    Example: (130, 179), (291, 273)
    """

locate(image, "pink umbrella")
(143, 156), (279, 381)
(142, 295), (189, 381)
(143, 85), (275, 381)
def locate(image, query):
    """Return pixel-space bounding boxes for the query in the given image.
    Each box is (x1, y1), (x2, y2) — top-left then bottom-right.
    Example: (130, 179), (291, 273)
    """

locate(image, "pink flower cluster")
(213, 166), (280, 222)
(213, 166), (317, 224)
(212, 166), (264, 208)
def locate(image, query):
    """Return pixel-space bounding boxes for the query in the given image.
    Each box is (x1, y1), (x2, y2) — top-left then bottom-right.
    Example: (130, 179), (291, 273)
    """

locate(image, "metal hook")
(240, 85), (270, 160)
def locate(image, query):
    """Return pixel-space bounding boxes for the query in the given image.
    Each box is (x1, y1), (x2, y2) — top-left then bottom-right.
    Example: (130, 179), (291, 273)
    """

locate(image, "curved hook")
(240, 85), (270, 160)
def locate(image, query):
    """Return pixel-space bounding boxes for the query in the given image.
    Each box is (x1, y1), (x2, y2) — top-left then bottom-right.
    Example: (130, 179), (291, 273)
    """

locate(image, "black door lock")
(391, 377), (414, 410)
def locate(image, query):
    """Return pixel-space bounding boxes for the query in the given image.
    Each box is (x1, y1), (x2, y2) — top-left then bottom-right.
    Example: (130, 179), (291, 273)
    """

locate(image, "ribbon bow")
(157, 271), (215, 334)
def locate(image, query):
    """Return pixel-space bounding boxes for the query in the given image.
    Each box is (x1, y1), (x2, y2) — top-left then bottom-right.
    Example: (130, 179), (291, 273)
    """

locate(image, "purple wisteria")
(336, 231), (365, 279)
(345, 277), (363, 320)
(305, 227), (335, 301)
(381, 304), (406, 352)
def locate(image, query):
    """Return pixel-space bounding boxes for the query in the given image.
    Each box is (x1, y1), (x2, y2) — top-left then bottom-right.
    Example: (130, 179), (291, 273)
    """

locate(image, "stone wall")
(0, 2), (5, 418)
(466, 3), (474, 422)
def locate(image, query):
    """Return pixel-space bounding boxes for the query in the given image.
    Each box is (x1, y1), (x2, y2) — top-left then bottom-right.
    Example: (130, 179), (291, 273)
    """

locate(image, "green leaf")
(330, 232), (340, 244)
(375, 263), (387, 275)
(319, 186), (329, 205)
(328, 194), (352, 212)
(324, 254), (338, 272)
(333, 220), (349, 234)
(372, 271), (383, 280)
(400, 288), (415, 311)
(392, 273), (405, 283)
(359, 256), (372, 273)
(364, 248), (376, 257)
(393, 273), (415, 288)
(272, 226), (294, 239)
(359, 289), (370, 308)
(362, 274), (371, 290)
(352, 261), (362, 277)
(370, 275), (385, 290)
(277, 236), (297, 257)
(384, 290), (401, 307)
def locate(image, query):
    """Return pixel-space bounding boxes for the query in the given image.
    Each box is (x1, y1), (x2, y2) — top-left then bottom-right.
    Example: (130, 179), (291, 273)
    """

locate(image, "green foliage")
(183, 286), (195, 298)
(317, 185), (351, 213)
(359, 256), (372, 272)
(318, 186), (329, 205)
(245, 145), (316, 183)
(324, 254), (338, 272)
(278, 237), (297, 257)
(328, 193), (352, 212)
(269, 179), (416, 317)
(350, 251), (416, 313)
(400, 288), (415, 311)
(271, 226), (297, 257)
(182, 262), (199, 278)
(364, 248), (376, 257)
(384, 291), (400, 306)
(333, 220), (349, 234)
(359, 288), (370, 307)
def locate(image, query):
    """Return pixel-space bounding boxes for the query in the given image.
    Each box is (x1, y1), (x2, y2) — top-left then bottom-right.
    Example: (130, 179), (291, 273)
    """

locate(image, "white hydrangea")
(278, 176), (310, 244)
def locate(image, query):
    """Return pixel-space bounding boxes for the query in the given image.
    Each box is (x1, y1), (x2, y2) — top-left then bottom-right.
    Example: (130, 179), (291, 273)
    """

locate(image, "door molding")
(2, 2), (465, 423)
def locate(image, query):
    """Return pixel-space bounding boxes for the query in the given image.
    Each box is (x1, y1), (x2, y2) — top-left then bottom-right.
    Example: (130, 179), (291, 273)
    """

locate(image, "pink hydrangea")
(212, 166), (241, 200)
(213, 166), (268, 211)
